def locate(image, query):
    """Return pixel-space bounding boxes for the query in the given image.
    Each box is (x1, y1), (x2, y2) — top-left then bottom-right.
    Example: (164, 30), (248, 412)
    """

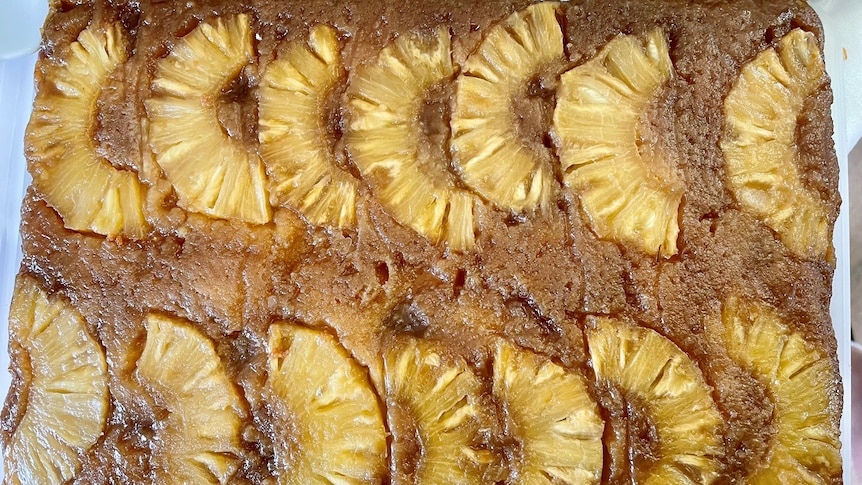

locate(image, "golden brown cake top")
(4, 0), (842, 483)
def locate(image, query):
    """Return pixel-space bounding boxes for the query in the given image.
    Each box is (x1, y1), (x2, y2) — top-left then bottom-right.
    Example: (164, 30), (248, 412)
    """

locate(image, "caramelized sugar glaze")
(5, 0), (842, 483)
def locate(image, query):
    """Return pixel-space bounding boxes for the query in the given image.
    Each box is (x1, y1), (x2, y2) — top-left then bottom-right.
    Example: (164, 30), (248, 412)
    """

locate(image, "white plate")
(0, 55), (33, 477)
(0, 2), (856, 481)
(851, 342), (862, 483)
(810, 0), (860, 481)
(0, 0), (47, 61)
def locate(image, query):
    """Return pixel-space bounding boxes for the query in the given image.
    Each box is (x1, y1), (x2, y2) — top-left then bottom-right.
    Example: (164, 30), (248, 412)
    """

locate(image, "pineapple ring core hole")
(320, 80), (358, 178)
(602, 390), (662, 482)
(95, 74), (142, 174)
(634, 85), (680, 186)
(512, 73), (559, 152)
(215, 67), (259, 149)
(623, 398), (661, 480)
(416, 80), (460, 189)
(388, 399), (423, 479)
(794, 94), (831, 201)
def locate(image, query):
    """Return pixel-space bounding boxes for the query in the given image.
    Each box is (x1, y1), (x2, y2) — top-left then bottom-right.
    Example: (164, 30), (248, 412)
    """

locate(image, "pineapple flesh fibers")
(147, 14), (271, 224)
(493, 340), (604, 484)
(136, 314), (245, 484)
(347, 28), (477, 251)
(384, 339), (490, 484)
(4, 275), (108, 485)
(451, 2), (562, 212)
(265, 324), (388, 484)
(26, 23), (147, 239)
(722, 297), (841, 483)
(259, 25), (358, 228)
(721, 29), (829, 259)
(587, 318), (723, 485)
(554, 30), (680, 257)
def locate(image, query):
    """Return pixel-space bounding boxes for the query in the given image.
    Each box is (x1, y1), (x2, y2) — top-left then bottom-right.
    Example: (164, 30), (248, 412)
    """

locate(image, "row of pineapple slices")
(5, 273), (840, 484)
(26, 2), (830, 258)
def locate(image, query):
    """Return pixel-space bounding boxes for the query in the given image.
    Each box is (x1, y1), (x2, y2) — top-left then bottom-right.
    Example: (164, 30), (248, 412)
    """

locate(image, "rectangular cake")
(2, 0), (844, 483)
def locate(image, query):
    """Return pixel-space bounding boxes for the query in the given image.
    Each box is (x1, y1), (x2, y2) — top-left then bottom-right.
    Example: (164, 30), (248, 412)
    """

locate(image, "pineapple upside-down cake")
(4, 0), (843, 483)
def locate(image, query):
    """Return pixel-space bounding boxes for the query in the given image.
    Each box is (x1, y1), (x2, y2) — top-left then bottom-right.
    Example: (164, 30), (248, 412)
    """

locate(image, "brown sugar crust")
(6, 0), (842, 483)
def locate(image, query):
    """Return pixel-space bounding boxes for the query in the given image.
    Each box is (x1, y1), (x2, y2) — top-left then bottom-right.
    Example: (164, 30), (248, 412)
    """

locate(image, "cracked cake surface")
(3, 0), (843, 483)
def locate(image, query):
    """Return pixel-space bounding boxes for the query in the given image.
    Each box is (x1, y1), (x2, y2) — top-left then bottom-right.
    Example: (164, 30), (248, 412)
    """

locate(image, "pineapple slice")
(587, 317), (723, 484)
(26, 22), (147, 239)
(553, 30), (679, 257)
(4, 275), (108, 484)
(721, 29), (829, 258)
(136, 314), (244, 484)
(492, 340), (604, 484)
(259, 25), (358, 228)
(722, 297), (840, 482)
(265, 324), (387, 483)
(383, 339), (490, 483)
(347, 28), (477, 250)
(146, 14), (271, 224)
(451, 2), (563, 212)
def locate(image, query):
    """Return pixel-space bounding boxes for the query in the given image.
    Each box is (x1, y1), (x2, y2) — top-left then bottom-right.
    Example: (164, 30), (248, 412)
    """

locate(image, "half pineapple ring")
(265, 324), (387, 483)
(383, 339), (491, 483)
(4, 275), (108, 484)
(587, 317), (724, 484)
(259, 25), (358, 228)
(347, 28), (477, 250)
(722, 297), (841, 482)
(451, 2), (563, 212)
(146, 14), (271, 224)
(136, 314), (245, 484)
(721, 29), (829, 259)
(493, 339), (604, 484)
(554, 30), (680, 257)
(26, 22), (147, 239)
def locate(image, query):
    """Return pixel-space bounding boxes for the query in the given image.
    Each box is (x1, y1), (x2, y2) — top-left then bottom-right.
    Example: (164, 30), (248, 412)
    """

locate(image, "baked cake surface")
(2, 0), (844, 483)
